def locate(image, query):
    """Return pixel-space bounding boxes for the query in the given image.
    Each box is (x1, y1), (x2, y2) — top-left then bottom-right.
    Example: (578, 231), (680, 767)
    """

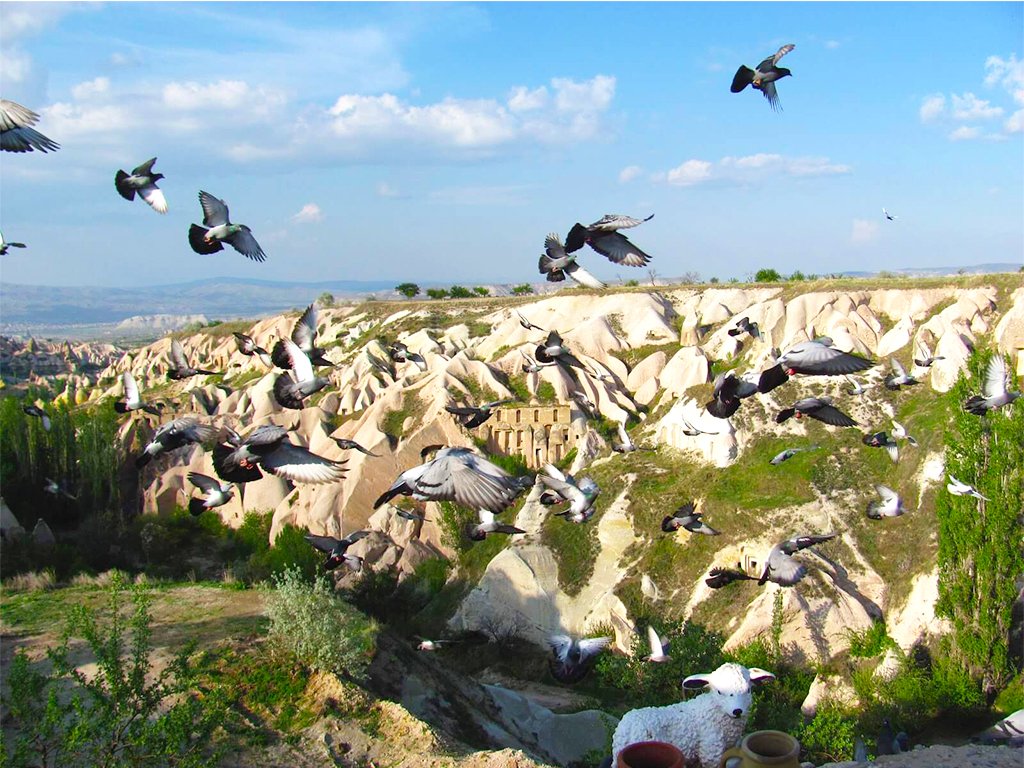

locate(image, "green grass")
(541, 508), (601, 597)
(380, 391), (425, 443)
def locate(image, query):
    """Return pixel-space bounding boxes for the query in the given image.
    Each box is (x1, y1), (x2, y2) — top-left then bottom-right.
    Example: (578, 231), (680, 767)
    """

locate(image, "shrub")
(449, 285), (473, 299)
(473, 286), (490, 296)
(847, 619), (897, 659)
(755, 268), (783, 282)
(796, 704), (857, 764)
(426, 288), (449, 300)
(394, 282), (420, 298)
(511, 283), (533, 295)
(263, 566), (378, 680)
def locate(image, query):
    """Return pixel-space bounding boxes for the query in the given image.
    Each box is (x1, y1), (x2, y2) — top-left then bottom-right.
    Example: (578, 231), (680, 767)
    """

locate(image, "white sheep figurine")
(611, 662), (775, 767)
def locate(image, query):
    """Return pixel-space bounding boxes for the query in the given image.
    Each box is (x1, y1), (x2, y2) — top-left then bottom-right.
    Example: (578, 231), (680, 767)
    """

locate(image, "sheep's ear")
(749, 668), (776, 685)
(682, 673), (710, 690)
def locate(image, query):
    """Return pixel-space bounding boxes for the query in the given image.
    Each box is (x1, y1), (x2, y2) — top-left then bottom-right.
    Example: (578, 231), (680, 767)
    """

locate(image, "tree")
(426, 288), (448, 300)
(316, 292), (335, 307)
(935, 349), (1024, 694)
(754, 268), (783, 282)
(448, 285), (473, 298)
(394, 283), (420, 298)
(473, 286), (490, 296)
(511, 283), (533, 295)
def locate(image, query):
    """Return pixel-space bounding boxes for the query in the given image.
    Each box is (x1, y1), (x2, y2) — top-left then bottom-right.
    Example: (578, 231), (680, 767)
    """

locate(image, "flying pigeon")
(964, 354), (1020, 415)
(520, 350), (554, 373)
(884, 359), (918, 390)
(611, 421), (639, 453)
(234, 332), (272, 367)
(539, 464), (599, 523)
(569, 389), (599, 420)
(446, 399), (514, 429)
(845, 375), (869, 396)
(114, 158), (167, 214)
(770, 446), (818, 465)
(186, 471), (234, 516)
(416, 638), (458, 652)
(0, 99), (60, 153)
(467, 509), (526, 541)
(586, 364), (616, 385)
(867, 484), (905, 519)
(862, 431), (900, 463)
(366, 350), (396, 381)
(167, 339), (218, 380)
(776, 397), (858, 427)
(188, 190), (267, 262)
(883, 208), (897, 221)
(661, 501), (719, 535)
(947, 475), (989, 501)
(728, 316), (761, 341)
(114, 371), (162, 416)
(213, 424), (346, 485)
(135, 417), (216, 469)
(395, 507), (429, 523)
(548, 634), (611, 684)
(731, 44), (796, 112)
(535, 330), (585, 370)
(891, 419), (918, 447)
(329, 437), (379, 457)
(515, 310), (545, 333)
(679, 416), (719, 436)
(44, 478), (77, 500)
(272, 304), (335, 369)
(0, 230), (27, 256)
(23, 404), (51, 431)
(564, 214), (654, 268)
(706, 370), (759, 419)
(913, 340), (944, 368)
(389, 342), (428, 372)
(646, 625), (671, 663)
(538, 232), (606, 289)
(758, 340), (874, 393)
(707, 532), (837, 589)
(271, 338), (330, 410)
(304, 530), (369, 572)
(373, 446), (530, 513)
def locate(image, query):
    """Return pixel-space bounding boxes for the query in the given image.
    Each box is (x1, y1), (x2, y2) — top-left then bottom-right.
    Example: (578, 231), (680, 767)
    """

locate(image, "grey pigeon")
(914, 340), (944, 368)
(707, 532), (837, 588)
(862, 431), (900, 463)
(273, 305), (334, 368)
(389, 341), (428, 372)
(520, 349), (554, 373)
(536, 330), (586, 370)
(330, 437), (379, 457)
(867, 484), (905, 519)
(662, 501), (719, 535)
(23, 404), (51, 431)
(135, 417), (216, 469)
(539, 464), (599, 523)
(304, 530), (369, 571)
(446, 399), (514, 429)
(0, 99), (60, 153)
(770, 445), (818, 465)
(776, 397), (858, 427)
(731, 44), (796, 112)
(515, 310), (545, 332)
(115, 157), (167, 213)
(845, 375), (869, 396)
(964, 354), (1020, 415)
(548, 634), (611, 684)
(234, 332), (272, 367)
(186, 471), (234, 516)
(646, 625), (671, 663)
(706, 370), (758, 419)
(891, 419), (918, 447)
(114, 371), (162, 416)
(213, 424), (346, 485)
(728, 316), (761, 340)
(883, 208), (897, 221)
(538, 232), (606, 289)
(0, 230), (27, 256)
(467, 509), (526, 541)
(758, 340), (873, 393)
(417, 638), (459, 651)
(947, 475), (989, 501)
(611, 420), (646, 453)
(44, 477), (77, 501)
(272, 338), (330, 410)
(564, 214), (654, 267)
(188, 190), (266, 262)
(167, 339), (218, 380)
(884, 358), (918, 390)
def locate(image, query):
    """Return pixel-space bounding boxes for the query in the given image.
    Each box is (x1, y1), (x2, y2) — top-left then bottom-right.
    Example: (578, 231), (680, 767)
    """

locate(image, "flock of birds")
(4, 39), (1021, 687)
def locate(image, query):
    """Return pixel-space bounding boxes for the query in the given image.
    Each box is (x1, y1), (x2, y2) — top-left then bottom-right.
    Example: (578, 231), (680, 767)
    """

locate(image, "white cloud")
(922, 55), (1023, 140)
(507, 85), (548, 113)
(984, 53), (1024, 91)
(551, 75), (615, 113)
(949, 126), (981, 141)
(667, 159), (713, 186)
(162, 80), (286, 116)
(376, 182), (400, 198)
(292, 203), (323, 224)
(1005, 109), (1024, 134)
(950, 93), (1003, 121)
(920, 94), (946, 123)
(825, 40), (841, 50)
(851, 219), (879, 244)
(71, 77), (110, 101)
(723, 153), (782, 169)
(618, 165), (643, 183)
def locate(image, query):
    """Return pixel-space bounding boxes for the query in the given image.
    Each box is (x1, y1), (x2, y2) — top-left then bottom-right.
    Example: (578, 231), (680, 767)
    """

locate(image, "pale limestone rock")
(395, 539), (448, 580)
(886, 569), (950, 652)
(653, 397), (737, 467)
(641, 573), (661, 601)
(659, 347), (709, 399)
(242, 475), (292, 515)
(633, 377), (661, 407)
(994, 287), (1024, 357)
(800, 674), (860, 717)
(876, 316), (915, 358)
(626, 351), (667, 392)
(0, 497), (25, 539)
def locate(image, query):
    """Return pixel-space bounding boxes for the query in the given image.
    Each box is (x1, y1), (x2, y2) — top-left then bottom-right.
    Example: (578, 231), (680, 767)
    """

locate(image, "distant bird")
(0, 230), (27, 256)
(564, 214), (654, 268)
(135, 417), (216, 469)
(186, 472), (234, 516)
(273, 304), (335, 368)
(612, 421), (640, 453)
(883, 208), (897, 221)
(730, 44), (796, 112)
(467, 509), (526, 541)
(913, 340), (944, 368)
(114, 157), (167, 214)
(646, 625), (671, 663)
(706, 532), (838, 589)
(539, 464), (599, 523)
(586, 365), (616, 385)
(373, 446), (530, 513)
(446, 399), (513, 429)
(329, 437), (379, 457)
(538, 232), (606, 289)
(728, 317), (761, 341)
(964, 354), (1020, 415)
(0, 99), (60, 153)
(114, 371), (162, 416)
(167, 339), (217, 380)
(389, 341), (428, 372)
(188, 190), (266, 262)
(705, 370), (758, 419)
(845, 375), (869, 396)
(395, 508), (429, 523)
(776, 397), (858, 427)
(520, 350), (554, 373)
(515, 310), (545, 333)
(417, 638), (458, 652)
(23, 404), (51, 431)
(867, 484), (905, 519)
(535, 330), (585, 370)
(758, 340), (873, 393)
(569, 389), (599, 420)
(304, 530), (369, 571)
(366, 351), (396, 380)
(891, 420), (918, 447)
(213, 424), (346, 484)
(662, 501), (719, 535)
(44, 477), (77, 500)
(548, 634), (611, 684)
(947, 475), (989, 501)
(234, 332), (272, 367)
(679, 416), (719, 436)
(272, 338), (330, 410)
(862, 431), (900, 463)
(770, 446), (818, 465)
(884, 359), (918, 390)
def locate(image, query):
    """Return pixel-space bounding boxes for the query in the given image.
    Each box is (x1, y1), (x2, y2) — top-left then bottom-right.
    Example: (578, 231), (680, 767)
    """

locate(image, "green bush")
(449, 285), (473, 299)
(795, 704), (857, 764)
(847, 619), (897, 659)
(511, 284), (534, 295)
(394, 282), (420, 298)
(754, 268), (783, 282)
(426, 288), (449, 300)
(262, 566), (378, 680)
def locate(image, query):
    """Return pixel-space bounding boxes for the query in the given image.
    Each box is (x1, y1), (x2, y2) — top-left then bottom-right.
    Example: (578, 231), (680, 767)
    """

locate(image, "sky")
(1, 1), (1022, 289)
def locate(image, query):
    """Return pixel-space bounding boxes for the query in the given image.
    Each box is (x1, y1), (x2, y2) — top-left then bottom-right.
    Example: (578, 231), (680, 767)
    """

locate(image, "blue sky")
(1, 2), (1021, 288)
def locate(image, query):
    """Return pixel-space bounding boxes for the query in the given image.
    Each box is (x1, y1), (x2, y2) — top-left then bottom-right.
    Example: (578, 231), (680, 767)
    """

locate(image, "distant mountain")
(839, 263), (1021, 278)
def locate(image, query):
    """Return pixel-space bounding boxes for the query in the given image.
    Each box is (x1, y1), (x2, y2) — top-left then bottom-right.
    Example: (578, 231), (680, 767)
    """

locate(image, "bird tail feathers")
(113, 402), (129, 414)
(188, 498), (208, 517)
(114, 171), (136, 201)
(731, 66), (755, 93)
(188, 224), (223, 255)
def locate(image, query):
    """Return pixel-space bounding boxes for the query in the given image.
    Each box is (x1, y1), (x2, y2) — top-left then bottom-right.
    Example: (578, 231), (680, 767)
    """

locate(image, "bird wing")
(244, 424), (290, 448)
(342, 530), (370, 547)
(132, 157), (158, 176)
(588, 213), (653, 231)
(772, 43), (796, 65)
(292, 304), (319, 350)
(170, 339), (189, 370)
(122, 371), (141, 405)
(578, 637), (612, 660)
(548, 635), (573, 662)
(225, 225), (267, 262)
(768, 552), (807, 585)
(416, 449), (523, 512)
(279, 338), (315, 383)
(616, 421), (629, 444)
(891, 358), (908, 378)
(875, 484), (899, 503)
(544, 232), (568, 261)
(760, 80), (782, 111)
(198, 191), (229, 227)
(982, 355), (1008, 399)
(564, 262), (607, 289)
(647, 625), (665, 657)
(304, 533), (341, 553)
(807, 403), (858, 427)
(586, 231), (652, 267)
(187, 471), (222, 493)
(673, 501), (696, 518)
(445, 405), (482, 417)
(262, 443), (346, 484)
(0, 99), (41, 130)
(785, 343), (874, 375)
(139, 184), (168, 214)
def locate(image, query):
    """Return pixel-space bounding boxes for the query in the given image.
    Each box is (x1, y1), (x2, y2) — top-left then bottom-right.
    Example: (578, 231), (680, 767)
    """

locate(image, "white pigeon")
(891, 420), (918, 447)
(867, 484), (905, 519)
(947, 475), (989, 501)
(646, 625), (670, 663)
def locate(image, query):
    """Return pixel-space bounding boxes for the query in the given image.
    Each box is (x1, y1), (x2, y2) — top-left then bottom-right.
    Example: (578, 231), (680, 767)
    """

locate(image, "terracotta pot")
(616, 741), (685, 768)
(718, 730), (800, 768)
